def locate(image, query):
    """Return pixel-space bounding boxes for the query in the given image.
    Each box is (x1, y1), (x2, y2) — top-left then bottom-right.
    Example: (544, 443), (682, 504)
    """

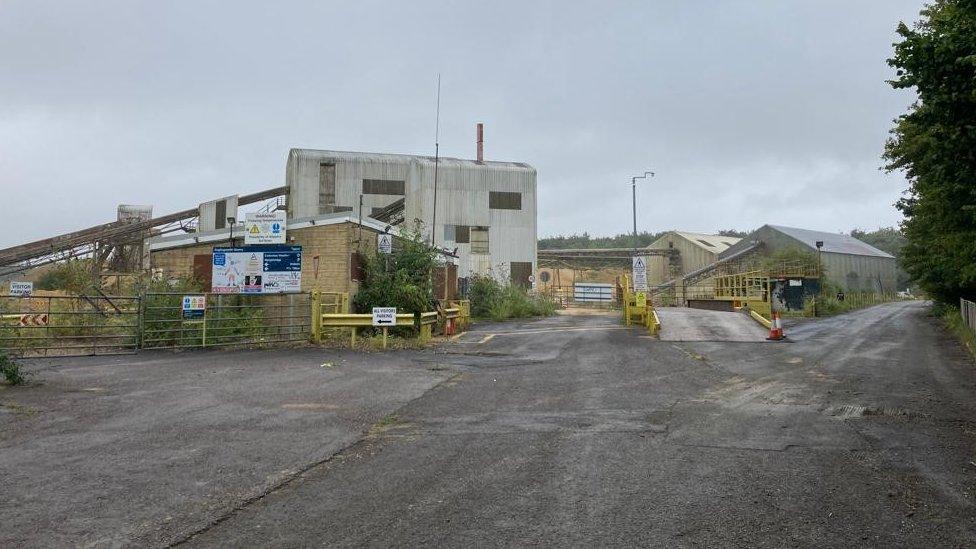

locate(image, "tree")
(717, 229), (751, 238)
(849, 227), (906, 257)
(884, 0), (976, 303)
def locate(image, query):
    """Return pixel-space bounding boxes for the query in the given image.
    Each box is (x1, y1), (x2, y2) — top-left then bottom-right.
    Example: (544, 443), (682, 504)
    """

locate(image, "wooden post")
(350, 326), (357, 347)
(382, 326), (388, 349)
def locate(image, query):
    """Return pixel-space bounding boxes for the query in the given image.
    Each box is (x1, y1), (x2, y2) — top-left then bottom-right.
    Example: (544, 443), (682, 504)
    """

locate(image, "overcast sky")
(0, 1), (925, 248)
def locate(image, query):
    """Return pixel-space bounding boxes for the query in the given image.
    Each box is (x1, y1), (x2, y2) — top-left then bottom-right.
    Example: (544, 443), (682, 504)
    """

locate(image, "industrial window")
(470, 227), (489, 254)
(214, 200), (226, 230)
(362, 179), (405, 195)
(696, 239), (715, 248)
(510, 262), (533, 287)
(489, 191), (522, 210)
(444, 225), (455, 242)
(455, 225), (470, 244)
(320, 164), (336, 208)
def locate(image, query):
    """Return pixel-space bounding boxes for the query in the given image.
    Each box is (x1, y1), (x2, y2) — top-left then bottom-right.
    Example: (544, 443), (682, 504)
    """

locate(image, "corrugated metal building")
(285, 149), (537, 285)
(646, 231), (741, 285)
(720, 224), (898, 292)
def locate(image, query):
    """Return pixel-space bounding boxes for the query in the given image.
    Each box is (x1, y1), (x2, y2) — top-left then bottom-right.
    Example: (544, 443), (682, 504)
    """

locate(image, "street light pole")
(631, 171), (655, 256)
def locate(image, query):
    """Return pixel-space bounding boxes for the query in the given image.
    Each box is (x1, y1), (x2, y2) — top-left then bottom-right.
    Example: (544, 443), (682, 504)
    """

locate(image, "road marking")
(478, 334), (496, 344)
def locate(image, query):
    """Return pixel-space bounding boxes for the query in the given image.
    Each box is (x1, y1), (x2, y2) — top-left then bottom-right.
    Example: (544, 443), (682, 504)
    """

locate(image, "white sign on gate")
(244, 211), (287, 245)
(377, 233), (393, 254)
(632, 256), (648, 291)
(9, 281), (33, 297)
(372, 307), (397, 326)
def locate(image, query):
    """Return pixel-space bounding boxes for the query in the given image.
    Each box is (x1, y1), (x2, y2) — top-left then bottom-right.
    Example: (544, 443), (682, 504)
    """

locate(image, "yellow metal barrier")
(622, 275), (659, 336)
(748, 309), (772, 329)
(315, 311), (438, 347)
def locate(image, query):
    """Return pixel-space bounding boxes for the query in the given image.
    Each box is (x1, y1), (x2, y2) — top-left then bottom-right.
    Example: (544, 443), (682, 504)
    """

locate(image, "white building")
(285, 148), (538, 286)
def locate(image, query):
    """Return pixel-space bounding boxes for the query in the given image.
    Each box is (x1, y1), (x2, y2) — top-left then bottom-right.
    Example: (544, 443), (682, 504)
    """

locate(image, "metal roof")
(767, 225), (894, 258)
(649, 231), (741, 254)
(288, 148), (535, 173)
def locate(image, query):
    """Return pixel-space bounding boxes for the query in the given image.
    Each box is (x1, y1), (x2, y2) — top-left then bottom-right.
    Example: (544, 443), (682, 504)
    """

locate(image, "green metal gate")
(141, 292), (311, 350)
(0, 294), (141, 358)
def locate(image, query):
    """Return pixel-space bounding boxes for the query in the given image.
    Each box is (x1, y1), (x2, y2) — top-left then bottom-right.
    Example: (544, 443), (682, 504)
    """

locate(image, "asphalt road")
(178, 301), (976, 547)
(657, 307), (769, 341)
(0, 348), (453, 547)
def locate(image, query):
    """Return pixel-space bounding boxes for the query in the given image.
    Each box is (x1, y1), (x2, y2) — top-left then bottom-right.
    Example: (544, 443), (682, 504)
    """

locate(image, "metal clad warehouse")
(286, 149), (537, 285)
(719, 224), (899, 292)
(645, 231), (741, 285)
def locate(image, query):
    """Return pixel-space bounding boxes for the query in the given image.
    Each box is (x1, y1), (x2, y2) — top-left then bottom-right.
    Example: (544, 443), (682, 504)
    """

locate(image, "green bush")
(469, 276), (556, 321)
(0, 350), (27, 386)
(353, 229), (437, 315)
(36, 260), (99, 293)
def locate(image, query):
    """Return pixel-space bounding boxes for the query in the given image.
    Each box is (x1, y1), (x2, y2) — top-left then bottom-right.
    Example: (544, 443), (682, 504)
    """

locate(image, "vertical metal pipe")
(477, 123), (484, 162)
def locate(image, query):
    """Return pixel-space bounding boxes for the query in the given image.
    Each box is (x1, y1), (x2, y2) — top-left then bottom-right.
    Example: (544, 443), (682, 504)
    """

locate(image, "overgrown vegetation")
(935, 303), (976, 359)
(35, 260), (99, 294)
(468, 275), (556, 320)
(0, 350), (28, 386)
(353, 229), (437, 315)
(883, 1), (976, 304)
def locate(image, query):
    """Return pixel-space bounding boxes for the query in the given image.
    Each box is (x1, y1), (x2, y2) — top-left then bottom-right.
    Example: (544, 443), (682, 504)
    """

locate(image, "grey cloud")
(0, 0), (924, 247)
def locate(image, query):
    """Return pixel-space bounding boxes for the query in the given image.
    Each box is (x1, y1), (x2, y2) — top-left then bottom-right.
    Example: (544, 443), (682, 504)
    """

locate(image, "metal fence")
(961, 298), (976, 333)
(141, 292), (311, 350)
(0, 294), (140, 358)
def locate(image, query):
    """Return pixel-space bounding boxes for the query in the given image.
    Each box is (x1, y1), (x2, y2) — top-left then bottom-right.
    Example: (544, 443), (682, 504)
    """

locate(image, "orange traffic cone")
(766, 312), (786, 341)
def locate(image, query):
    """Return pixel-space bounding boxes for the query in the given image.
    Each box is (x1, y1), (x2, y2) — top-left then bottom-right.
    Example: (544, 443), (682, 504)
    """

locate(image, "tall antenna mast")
(431, 74), (441, 246)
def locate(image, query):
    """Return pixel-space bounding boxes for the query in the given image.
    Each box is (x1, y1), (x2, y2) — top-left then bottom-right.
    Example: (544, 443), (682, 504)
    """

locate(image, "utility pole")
(430, 74), (441, 246)
(631, 171), (655, 256)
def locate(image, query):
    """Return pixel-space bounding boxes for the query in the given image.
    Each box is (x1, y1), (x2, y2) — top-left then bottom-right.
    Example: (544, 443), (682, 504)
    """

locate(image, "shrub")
(0, 350), (28, 386)
(35, 260), (99, 293)
(353, 228), (437, 315)
(469, 275), (556, 321)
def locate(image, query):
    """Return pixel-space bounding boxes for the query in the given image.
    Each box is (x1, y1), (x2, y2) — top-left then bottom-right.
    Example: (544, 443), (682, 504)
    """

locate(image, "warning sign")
(635, 292), (647, 308)
(182, 295), (206, 320)
(19, 313), (48, 327)
(377, 233), (393, 254)
(632, 256), (648, 291)
(244, 211), (287, 245)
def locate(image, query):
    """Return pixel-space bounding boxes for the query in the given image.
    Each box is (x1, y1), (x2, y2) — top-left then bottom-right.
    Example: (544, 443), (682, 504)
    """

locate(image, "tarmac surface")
(657, 306), (769, 341)
(3, 301), (976, 546)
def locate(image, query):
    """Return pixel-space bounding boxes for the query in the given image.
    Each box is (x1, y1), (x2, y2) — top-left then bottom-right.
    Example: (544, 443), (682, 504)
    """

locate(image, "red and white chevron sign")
(19, 314), (49, 327)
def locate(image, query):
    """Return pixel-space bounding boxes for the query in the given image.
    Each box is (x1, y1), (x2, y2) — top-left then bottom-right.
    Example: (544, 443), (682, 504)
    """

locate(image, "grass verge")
(936, 303), (976, 360)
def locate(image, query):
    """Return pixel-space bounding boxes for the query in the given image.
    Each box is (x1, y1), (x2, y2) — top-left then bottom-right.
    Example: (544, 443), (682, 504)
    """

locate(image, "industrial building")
(645, 231), (741, 285)
(284, 142), (537, 287)
(149, 211), (459, 300)
(720, 224), (898, 292)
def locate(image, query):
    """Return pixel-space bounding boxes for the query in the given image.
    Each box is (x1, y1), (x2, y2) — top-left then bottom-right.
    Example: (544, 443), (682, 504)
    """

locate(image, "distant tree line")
(540, 227), (905, 254)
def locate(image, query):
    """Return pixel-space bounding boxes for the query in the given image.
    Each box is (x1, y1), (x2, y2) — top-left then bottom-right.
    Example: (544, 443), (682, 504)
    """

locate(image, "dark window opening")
(215, 200), (226, 230)
(489, 191), (522, 210)
(363, 179), (405, 195)
(455, 225), (470, 244)
(510, 262), (533, 288)
(320, 164), (336, 208)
